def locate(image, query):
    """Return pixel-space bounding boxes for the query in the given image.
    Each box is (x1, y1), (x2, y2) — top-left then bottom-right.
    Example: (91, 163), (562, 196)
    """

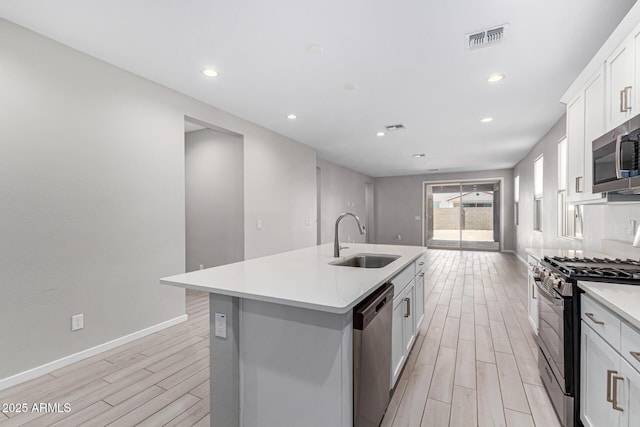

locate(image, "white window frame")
(557, 137), (583, 239)
(514, 175), (520, 226)
(533, 155), (543, 232)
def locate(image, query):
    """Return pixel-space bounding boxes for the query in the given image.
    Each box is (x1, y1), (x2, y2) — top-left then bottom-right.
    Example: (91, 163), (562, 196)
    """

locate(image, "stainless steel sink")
(330, 253), (400, 268)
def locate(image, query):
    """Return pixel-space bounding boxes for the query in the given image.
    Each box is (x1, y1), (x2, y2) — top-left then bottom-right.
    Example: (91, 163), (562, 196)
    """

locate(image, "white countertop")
(525, 248), (610, 262)
(161, 243), (426, 314)
(579, 281), (640, 331)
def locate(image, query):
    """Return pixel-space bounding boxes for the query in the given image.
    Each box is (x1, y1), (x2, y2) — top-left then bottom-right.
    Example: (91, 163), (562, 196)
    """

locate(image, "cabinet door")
(527, 271), (539, 334)
(583, 66), (606, 199)
(607, 38), (634, 127)
(581, 322), (621, 427)
(403, 280), (416, 355)
(567, 92), (585, 201)
(391, 292), (406, 387)
(621, 357), (640, 427)
(414, 272), (425, 330)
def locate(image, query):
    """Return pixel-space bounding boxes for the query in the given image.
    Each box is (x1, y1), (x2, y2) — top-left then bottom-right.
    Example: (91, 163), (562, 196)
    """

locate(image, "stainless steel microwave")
(592, 114), (640, 194)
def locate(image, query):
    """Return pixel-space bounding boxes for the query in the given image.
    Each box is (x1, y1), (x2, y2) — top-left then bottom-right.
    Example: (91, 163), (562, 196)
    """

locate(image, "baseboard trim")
(0, 314), (188, 392)
(503, 249), (527, 265)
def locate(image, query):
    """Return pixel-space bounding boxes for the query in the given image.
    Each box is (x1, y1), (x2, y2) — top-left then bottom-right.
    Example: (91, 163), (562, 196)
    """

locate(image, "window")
(558, 138), (583, 239)
(514, 175), (519, 225)
(534, 155), (543, 231)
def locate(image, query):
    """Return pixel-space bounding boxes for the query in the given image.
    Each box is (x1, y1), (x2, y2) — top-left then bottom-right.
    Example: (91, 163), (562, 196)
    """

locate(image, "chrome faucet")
(334, 212), (366, 257)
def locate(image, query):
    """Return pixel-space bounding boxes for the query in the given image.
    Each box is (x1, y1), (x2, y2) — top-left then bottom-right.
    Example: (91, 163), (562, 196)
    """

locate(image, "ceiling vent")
(466, 24), (507, 50)
(385, 124), (405, 131)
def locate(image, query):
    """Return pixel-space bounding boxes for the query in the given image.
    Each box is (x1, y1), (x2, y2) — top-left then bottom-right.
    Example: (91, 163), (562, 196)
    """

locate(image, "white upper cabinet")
(566, 66), (606, 203)
(562, 2), (640, 202)
(584, 68), (606, 196)
(567, 92), (585, 201)
(606, 38), (634, 128)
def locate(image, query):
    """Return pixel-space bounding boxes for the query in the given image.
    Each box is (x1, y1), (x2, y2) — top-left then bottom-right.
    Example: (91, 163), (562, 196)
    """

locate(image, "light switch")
(214, 312), (227, 338)
(305, 218), (313, 226)
(257, 220), (262, 229)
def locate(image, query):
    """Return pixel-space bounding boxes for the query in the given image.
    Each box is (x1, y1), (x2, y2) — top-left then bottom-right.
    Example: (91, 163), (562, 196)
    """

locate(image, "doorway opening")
(184, 117), (245, 272)
(424, 180), (501, 251)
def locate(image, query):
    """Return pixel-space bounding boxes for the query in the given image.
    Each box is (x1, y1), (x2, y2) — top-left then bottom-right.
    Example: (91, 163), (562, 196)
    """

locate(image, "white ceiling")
(0, 0), (636, 177)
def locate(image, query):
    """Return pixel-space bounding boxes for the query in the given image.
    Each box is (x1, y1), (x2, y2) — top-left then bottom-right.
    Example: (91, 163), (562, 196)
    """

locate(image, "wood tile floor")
(0, 250), (561, 426)
(382, 250), (561, 427)
(0, 291), (211, 427)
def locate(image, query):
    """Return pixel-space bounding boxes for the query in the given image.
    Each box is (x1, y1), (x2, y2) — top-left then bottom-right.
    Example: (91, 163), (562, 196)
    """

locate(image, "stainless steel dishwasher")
(353, 282), (394, 427)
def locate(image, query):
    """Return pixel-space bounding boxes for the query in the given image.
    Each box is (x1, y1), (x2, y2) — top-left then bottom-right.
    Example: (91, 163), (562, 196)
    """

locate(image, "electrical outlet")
(397, 234), (402, 240)
(71, 314), (84, 331)
(199, 264), (204, 270)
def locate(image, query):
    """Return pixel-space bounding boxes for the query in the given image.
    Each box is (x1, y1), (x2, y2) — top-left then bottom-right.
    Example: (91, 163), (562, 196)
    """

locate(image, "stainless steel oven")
(592, 114), (640, 193)
(536, 255), (640, 427)
(535, 274), (574, 427)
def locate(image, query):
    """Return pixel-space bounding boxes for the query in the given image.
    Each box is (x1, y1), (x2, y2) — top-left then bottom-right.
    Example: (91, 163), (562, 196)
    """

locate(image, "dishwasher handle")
(353, 282), (394, 330)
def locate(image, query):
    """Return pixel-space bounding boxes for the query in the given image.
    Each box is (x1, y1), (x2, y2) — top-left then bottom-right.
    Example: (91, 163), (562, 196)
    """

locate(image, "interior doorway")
(424, 180), (501, 251)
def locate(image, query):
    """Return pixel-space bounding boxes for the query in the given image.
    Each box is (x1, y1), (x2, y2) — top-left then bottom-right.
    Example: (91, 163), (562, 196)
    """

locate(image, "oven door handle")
(616, 134), (623, 179)
(535, 281), (564, 306)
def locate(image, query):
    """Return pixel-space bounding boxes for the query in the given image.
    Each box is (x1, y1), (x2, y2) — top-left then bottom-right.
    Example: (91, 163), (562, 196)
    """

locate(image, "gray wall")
(185, 128), (244, 272)
(0, 18), (316, 380)
(317, 159), (372, 245)
(514, 114), (640, 259)
(374, 170), (515, 251)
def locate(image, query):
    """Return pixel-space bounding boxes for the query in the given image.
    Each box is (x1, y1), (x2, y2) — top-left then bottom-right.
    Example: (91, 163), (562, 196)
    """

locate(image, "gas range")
(533, 254), (640, 427)
(541, 255), (640, 286)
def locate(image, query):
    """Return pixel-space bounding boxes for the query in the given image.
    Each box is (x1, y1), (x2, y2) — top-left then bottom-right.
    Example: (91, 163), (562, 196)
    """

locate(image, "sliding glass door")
(425, 181), (500, 251)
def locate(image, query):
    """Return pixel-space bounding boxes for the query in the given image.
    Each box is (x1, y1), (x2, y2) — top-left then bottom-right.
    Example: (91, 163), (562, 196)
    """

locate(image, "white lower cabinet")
(581, 321), (621, 427)
(390, 258), (424, 388)
(391, 290), (406, 385)
(581, 294), (640, 427)
(414, 271), (425, 330)
(526, 255), (539, 334)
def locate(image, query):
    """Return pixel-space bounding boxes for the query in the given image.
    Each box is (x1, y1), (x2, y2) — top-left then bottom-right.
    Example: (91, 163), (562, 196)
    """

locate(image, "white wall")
(185, 128), (244, 272)
(317, 159), (372, 245)
(513, 114), (640, 260)
(0, 18), (316, 381)
(374, 170), (515, 250)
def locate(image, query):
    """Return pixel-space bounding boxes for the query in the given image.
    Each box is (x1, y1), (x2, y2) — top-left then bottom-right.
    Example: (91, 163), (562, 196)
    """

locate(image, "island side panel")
(240, 299), (353, 427)
(209, 294), (240, 426)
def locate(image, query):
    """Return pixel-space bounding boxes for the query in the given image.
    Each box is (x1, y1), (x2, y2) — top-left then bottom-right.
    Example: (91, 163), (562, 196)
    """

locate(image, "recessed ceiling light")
(413, 154), (426, 158)
(308, 44), (324, 54)
(481, 117), (493, 123)
(201, 68), (219, 77)
(487, 74), (505, 83)
(286, 114), (297, 120)
(376, 132), (385, 137)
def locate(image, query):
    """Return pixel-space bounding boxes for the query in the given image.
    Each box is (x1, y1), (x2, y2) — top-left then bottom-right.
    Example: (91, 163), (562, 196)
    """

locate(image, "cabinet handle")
(625, 86), (633, 112)
(612, 374), (624, 412)
(419, 262), (424, 266)
(531, 281), (536, 299)
(404, 297), (411, 318)
(621, 89), (626, 112)
(630, 351), (640, 363)
(585, 312), (605, 325)
(607, 369), (616, 403)
(419, 272), (425, 277)
(575, 176), (583, 193)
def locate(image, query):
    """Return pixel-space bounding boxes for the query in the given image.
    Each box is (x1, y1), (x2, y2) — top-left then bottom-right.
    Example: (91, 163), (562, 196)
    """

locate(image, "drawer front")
(391, 263), (415, 295)
(581, 294), (621, 351)
(621, 321), (640, 372)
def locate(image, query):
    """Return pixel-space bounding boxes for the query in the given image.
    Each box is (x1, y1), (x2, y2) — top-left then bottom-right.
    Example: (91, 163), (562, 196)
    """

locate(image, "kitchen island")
(161, 243), (426, 427)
